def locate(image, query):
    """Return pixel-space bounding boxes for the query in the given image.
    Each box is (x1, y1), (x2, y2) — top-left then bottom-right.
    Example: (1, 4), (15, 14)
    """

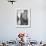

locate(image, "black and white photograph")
(16, 8), (31, 28)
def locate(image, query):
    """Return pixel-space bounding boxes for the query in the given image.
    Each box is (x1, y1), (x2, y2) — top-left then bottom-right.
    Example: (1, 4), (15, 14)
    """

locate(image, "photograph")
(16, 8), (31, 28)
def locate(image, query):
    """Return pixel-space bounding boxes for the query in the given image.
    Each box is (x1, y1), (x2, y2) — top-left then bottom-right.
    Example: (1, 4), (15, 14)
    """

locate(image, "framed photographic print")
(16, 8), (31, 28)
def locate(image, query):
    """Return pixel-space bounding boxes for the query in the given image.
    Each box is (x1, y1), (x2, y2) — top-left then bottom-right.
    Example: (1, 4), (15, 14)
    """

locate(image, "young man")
(20, 10), (28, 25)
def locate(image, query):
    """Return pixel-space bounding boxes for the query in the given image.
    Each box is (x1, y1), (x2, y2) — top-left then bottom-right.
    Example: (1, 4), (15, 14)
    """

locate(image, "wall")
(0, 0), (46, 42)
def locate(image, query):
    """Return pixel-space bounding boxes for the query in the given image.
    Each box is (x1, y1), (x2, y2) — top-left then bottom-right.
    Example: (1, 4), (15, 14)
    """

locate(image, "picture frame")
(16, 8), (31, 28)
